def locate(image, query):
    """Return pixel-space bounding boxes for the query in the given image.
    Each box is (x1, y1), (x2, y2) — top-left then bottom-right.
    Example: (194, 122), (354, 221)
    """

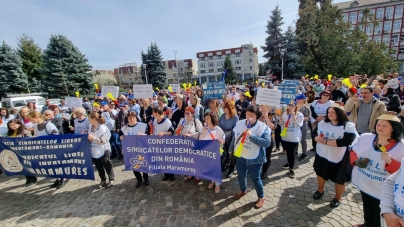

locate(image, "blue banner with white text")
(122, 135), (222, 183)
(0, 135), (94, 180)
(275, 85), (297, 104)
(202, 82), (226, 100)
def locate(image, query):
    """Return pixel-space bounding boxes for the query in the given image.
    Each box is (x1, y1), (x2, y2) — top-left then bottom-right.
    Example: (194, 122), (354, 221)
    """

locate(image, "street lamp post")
(143, 64), (148, 84)
(280, 49), (286, 81)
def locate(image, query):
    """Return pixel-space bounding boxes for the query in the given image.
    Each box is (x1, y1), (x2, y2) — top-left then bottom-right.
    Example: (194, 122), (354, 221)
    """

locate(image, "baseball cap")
(295, 94), (306, 100)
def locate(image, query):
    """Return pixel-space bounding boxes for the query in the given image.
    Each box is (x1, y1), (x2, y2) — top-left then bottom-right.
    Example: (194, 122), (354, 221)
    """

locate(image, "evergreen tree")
(42, 35), (93, 98)
(258, 64), (263, 76)
(296, 0), (398, 77)
(223, 56), (237, 84)
(141, 42), (167, 89)
(283, 26), (305, 79)
(262, 5), (284, 80)
(17, 34), (43, 92)
(0, 41), (28, 94)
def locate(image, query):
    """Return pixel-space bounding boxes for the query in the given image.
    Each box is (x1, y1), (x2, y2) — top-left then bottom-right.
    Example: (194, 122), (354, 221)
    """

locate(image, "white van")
(1, 94), (47, 111)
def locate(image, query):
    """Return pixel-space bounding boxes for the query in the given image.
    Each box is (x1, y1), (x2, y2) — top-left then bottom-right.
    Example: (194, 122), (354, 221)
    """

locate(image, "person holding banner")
(150, 106), (175, 181)
(88, 112), (115, 189)
(120, 111), (150, 188)
(198, 112), (225, 193)
(28, 111), (67, 188)
(6, 119), (35, 186)
(19, 107), (34, 134)
(280, 101), (304, 178)
(231, 105), (271, 208)
(351, 112), (404, 227)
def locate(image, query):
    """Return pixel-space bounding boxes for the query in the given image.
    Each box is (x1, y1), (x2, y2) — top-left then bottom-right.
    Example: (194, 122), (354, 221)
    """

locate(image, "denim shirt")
(229, 124), (271, 165)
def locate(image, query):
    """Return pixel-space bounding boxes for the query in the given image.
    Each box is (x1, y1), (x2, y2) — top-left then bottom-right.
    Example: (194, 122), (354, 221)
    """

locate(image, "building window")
(235, 53), (240, 57)
(376, 8), (384, 20)
(383, 36), (390, 44)
(235, 60), (241, 65)
(200, 70), (206, 74)
(250, 66), (252, 70)
(366, 23), (374, 34)
(235, 67), (241, 70)
(217, 61), (222, 66)
(358, 12), (363, 21)
(200, 63), (205, 68)
(226, 54), (231, 57)
(343, 13), (348, 22)
(368, 9), (375, 21)
(384, 21), (392, 32)
(250, 58), (252, 63)
(396, 5), (403, 17)
(209, 69), (214, 73)
(349, 12), (357, 23)
(394, 20), (401, 30)
(208, 62), (214, 67)
(375, 24), (382, 34)
(386, 7), (393, 19)
(392, 35), (399, 44)
(217, 55), (222, 59)
(374, 36), (381, 43)
(208, 56), (213, 60)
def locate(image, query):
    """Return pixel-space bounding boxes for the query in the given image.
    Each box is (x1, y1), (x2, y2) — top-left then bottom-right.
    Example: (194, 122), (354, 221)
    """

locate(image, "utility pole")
(173, 50), (179, 83)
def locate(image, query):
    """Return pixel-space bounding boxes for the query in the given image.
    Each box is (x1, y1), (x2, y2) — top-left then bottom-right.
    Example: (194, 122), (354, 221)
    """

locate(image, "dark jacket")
(384, 94), (401, 112)
(235, 99), (250, 120)
(171, 100), (186, 129)
(331, 89), (348, 103)
(140, 105), (153, 123)
(51, 117), (64, 135)
(115, 110), (128, 131)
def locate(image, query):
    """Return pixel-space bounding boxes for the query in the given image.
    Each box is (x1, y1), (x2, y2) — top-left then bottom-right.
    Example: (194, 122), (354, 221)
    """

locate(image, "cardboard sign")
(386, 78), (398, 88)
(133, 85), (154, 98)
(101, 86), (119, 98)
(169, 84), (181, 93)
(65, 97), (83, 108)
(256, 88), (282, 106)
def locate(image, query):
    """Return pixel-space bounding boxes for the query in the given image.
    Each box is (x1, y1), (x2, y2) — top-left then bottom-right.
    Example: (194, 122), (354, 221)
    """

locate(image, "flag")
(221, 69), (227, 81)
(106, 93), (120, 106)
(280, 115), (291, 137)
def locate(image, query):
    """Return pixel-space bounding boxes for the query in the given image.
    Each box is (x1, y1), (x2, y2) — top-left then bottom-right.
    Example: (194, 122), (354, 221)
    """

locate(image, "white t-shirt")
(34, 122), (59, 137)
(121, 123), (147, 135)
(89, 124), (111, 159)
(310, 100), (334, 123)
(152, 117), (174, 135)
(280, 112), (304, 143)
(199, 126), (225, 141)
(74, 118), (90, 134)
(0, 115), (15, 136)
(102, 111), (115, 131)
(227, 92), (240, 102)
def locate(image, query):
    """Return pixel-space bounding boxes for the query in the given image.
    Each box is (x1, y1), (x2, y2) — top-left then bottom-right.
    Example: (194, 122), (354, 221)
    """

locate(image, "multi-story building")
(113, 63), (141, 89)
(335, 0), (404, 71)
(195, 44), (259, 83)
(164, 59), (198, 84)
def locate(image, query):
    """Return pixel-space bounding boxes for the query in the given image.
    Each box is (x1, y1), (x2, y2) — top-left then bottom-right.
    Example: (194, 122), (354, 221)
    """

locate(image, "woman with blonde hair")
(19, 107), (34, 133)
(190, 95), (204, 123)
(88, 112), (114, 188)
(280, 101), (304, 178)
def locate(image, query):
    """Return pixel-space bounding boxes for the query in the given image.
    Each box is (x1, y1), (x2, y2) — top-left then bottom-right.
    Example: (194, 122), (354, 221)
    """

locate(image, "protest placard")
(65, 97), (83, 108)
(169, 84), (181, 93)
(133, 84), (154, 98)
(256, 88), (282, 106)
(0, 135), (94, 180)
(202, 82), (226, 100)
(101, 86), (119, 98)
(122, 135), (222, 183)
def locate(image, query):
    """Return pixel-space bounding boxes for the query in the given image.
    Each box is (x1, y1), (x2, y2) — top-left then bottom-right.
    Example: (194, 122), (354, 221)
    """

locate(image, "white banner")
(65, 97), (83, 109)
(386, 78), (398, 88)
(133, 84), (154, 98)
(169, 84), (181, 93)
(101, 86), (119, 98)
(256, 88), (282, 106)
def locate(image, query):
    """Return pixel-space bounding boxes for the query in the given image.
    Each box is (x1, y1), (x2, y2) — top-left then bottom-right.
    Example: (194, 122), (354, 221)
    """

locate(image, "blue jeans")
(236, 157), (264, 198)
(109, 131), (121, 157)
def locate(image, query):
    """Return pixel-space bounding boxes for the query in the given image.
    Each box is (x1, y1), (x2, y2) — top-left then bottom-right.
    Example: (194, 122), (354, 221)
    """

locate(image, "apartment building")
(113, 62), (141, 89)
(335, 0), (404, 71)
(195, 44), (259, 83)
(164, 59), (198, 84)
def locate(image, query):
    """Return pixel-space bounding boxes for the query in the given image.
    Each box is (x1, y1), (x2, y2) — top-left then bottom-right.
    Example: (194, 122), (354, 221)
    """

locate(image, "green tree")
(223, 56), (237, 84)
(0, 41), (28, 94)
(283, 26), (305, 79)
(42, 35), (93, 98)
(17, 34), (43, 92)
(141, 42), (167, 89)
(262, 5), (284, 80)
(296, 0), (398, 77)
(258, 64), (264, 76)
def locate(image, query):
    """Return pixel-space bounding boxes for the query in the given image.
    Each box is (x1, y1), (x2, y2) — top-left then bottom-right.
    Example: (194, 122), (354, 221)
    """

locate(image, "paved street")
(0, 141), (364, 227)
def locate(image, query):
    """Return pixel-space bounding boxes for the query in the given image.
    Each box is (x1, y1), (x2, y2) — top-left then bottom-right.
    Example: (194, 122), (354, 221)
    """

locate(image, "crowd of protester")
(3, 73), (404, 226)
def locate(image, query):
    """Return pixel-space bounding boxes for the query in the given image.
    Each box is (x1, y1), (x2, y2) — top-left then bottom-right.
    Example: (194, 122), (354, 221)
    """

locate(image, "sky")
(0, 0), (348, 70)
